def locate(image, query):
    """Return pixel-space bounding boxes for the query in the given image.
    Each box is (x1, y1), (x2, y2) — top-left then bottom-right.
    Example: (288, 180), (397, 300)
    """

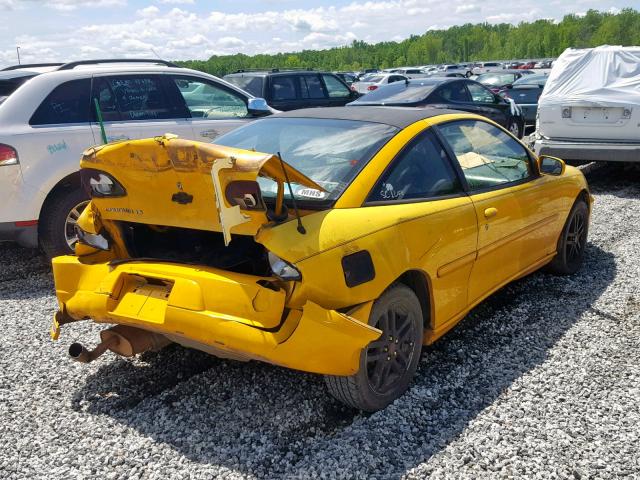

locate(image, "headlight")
(75, 226), (110, 250)
(81, 168), (126, 198)
(268, 252), (301, 280)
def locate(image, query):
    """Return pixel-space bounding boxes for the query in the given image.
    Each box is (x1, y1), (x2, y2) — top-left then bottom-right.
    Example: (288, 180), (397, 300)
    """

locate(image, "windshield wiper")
(277, 152), (306, 235)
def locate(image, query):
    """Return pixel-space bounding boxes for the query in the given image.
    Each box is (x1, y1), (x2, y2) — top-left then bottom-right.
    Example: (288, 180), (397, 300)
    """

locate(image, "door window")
(93, 75), (180, 121)
(466, 82), (495, 104)
(367, 130), (461, 202)
(30, 79), (92, 125)
(438, 82), (471, 102)
(299, 75), (325, 99)
(173, 76), (248, 118)
(438, 120), (533, 190)
(271, 76), (297, 101)
(321, 74), (350, 98)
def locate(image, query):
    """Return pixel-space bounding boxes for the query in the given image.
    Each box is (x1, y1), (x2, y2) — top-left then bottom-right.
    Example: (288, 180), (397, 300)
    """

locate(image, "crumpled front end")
(52, 255), (381, 375)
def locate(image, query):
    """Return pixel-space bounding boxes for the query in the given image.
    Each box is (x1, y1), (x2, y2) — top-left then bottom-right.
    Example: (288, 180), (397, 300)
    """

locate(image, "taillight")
(0, 144), (18, 166)
(350, 85), (357, 92)
(367, 85), (378, 91)
(81, 168), (126, 198)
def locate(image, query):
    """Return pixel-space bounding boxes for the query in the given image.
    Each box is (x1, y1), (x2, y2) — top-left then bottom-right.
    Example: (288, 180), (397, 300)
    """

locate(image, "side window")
(173, 76), (248, 119)
(321, 74), (350, 98)
(96, 76), (177, 121)
(299, 75), (325, 99)
(438, 82), (470, 102)
(466, 82), (495, 104)
(438, 120), (533, 190)
(30, 79), (92, 125)
(271, 76), (297, 101)
(367, 130), (461, 202)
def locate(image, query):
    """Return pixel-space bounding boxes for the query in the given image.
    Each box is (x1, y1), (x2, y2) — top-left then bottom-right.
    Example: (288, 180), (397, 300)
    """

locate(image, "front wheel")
(507, 119), (523, 139)
(546, 199), (589, 275)
(324, 284), (423, 411)
(39, 187), (89, 259)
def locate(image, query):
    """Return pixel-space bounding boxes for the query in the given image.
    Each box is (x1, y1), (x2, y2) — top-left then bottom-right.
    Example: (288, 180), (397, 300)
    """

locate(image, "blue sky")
(0, 0), (636, 67)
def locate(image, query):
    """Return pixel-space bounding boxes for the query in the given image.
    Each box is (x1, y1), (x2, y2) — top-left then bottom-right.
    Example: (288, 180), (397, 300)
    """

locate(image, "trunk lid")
(81, 135), (323, 244)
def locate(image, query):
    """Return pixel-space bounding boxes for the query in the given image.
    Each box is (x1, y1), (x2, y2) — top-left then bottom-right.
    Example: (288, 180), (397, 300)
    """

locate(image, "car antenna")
(277, 151), (306, 234)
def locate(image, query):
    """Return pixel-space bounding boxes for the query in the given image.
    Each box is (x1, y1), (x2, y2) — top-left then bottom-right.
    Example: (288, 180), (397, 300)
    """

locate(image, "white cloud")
(43, 0), (127, 11)
(456, 4), (481, 14)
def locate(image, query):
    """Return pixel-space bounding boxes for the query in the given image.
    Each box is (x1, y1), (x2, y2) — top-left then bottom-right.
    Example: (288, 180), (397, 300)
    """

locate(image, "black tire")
(546, 199), (589, 275)
(324, 284), (423, 412)
(507, 118), (523, 139)
(465, 71), (472, 78)
(39, 187), (89, 259)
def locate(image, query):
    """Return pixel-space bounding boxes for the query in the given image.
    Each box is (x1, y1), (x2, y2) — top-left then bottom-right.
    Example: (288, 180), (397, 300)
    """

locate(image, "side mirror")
(247, 98), (272, 117)
(505, 84), (513, 89)
(538, 155), (565, 176)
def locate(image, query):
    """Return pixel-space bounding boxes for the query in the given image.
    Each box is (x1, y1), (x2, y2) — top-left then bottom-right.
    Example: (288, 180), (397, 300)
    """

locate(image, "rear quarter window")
(30, 78), (92, 125)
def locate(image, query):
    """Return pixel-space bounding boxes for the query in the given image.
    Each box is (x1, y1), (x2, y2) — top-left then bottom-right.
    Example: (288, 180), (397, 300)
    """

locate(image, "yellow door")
(436, 118), (541, 304)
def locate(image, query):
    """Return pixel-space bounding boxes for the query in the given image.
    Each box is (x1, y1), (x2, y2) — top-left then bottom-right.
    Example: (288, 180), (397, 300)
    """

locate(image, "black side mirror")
(247, 98), (272, 117)
(538, 155), (565, 176)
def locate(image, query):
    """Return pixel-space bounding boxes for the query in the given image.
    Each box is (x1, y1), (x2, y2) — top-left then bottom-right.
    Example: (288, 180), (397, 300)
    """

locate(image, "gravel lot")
(1, 164), (639, 479)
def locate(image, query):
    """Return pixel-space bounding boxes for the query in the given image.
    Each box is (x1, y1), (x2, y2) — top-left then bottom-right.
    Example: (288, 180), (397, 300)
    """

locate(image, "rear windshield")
(214, 117), (399, 203)
(365, 75), (384, 83)
(224, 75), (264, 97)
(476, 73), (516, 86)
(0, 74), (36, 99)
(509, 88), (542, 103)
(351, 80), (438, 104)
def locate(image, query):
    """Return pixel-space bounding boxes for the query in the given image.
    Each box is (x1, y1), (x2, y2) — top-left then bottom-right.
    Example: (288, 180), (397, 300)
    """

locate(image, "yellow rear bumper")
(52, 256), (381, 375)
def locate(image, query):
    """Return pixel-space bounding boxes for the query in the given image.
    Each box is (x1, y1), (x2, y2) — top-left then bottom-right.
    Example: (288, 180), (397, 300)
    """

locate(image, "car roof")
(272, 106), (461, 129)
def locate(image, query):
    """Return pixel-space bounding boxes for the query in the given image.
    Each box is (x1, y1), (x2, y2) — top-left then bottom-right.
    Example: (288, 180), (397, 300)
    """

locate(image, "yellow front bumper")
(52, 256), (381, 375)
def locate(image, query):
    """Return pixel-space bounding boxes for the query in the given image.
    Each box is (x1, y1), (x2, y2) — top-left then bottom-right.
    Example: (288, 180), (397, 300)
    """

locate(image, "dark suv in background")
(223, 69), (358, 111)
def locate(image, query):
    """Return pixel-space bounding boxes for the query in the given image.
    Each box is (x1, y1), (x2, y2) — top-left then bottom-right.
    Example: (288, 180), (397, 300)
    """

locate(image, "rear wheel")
(39, 187), (89, 258)
(324, 284), (423, 411)
(546, 199), (589, 275)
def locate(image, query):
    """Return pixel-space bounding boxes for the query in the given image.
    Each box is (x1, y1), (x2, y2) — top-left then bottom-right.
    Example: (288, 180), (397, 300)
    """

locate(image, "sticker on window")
(296, 187), (326, 199)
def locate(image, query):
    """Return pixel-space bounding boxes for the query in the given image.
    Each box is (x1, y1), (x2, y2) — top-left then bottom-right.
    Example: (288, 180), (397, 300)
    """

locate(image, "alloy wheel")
(64, 200), (89, 249)
(365, 306), (417, 395)
(566, 208), (587, 263)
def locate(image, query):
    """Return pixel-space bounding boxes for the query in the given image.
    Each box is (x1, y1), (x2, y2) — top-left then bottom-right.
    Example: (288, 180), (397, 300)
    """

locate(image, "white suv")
(0, 59), (272, 257)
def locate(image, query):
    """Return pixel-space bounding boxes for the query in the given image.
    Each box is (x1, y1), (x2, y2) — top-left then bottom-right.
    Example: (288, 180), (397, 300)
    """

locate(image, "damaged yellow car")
(52, 107), (591, 411)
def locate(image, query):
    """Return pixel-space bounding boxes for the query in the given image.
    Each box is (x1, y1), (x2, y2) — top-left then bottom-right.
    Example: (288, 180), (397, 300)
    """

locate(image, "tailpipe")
(68, 325), (170, 363)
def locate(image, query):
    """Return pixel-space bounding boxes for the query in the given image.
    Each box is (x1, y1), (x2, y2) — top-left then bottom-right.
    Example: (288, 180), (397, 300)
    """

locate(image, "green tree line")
(178, 8), (640, 76)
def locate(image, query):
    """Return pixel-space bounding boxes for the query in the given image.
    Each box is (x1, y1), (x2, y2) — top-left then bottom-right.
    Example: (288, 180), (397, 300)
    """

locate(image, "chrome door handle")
(484, 207), (498, 218)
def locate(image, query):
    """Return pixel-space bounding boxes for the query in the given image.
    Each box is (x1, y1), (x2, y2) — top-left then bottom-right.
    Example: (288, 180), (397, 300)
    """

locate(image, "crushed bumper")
(534, 138), (640, 162)
(52, 256), (381, 375)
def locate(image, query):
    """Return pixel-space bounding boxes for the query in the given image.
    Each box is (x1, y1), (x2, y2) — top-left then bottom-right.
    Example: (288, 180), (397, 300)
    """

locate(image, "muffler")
(68, 325), (171, 363)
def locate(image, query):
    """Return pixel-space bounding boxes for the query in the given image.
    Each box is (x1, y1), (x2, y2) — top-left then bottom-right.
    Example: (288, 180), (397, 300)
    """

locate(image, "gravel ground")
(1, 164), (639, 480)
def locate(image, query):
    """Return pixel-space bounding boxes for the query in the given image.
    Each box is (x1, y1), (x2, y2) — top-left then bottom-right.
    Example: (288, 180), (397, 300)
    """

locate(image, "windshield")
(214, 117), (399, 203)
(224, 75), (264, 97)
(476, 73), (516, 86)
(351, 80), (438, 104)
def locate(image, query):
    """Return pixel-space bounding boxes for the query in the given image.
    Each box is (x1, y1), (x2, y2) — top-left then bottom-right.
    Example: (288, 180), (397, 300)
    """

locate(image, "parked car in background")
(335, 72), (358, 85)
(534, 46), (640, 163)
(393, 68), (430, 78)
(348, 77), (525, 137)
(472, 62), (503, 75)
(223, 69), (356, 111)
(502, 75), (548, 127)
(351, 73), (409, 94)
(0, 59), (273, 257)
(438, 64), (473, 77)
(52, 106), (591, 412)
(520, 62), (537, 70)
(476, 70), (535, 93)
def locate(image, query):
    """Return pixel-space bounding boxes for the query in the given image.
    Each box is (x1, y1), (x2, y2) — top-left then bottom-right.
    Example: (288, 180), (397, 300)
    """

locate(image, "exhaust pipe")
(68, 325), (170, 363)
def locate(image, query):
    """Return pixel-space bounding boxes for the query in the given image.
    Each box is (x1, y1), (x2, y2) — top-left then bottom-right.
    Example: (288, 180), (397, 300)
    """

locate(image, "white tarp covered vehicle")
(533, 46), (640, 162)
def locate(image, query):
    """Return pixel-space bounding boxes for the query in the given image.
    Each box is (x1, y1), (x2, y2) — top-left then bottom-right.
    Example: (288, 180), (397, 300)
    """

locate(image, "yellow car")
(51, 107), (591, 411)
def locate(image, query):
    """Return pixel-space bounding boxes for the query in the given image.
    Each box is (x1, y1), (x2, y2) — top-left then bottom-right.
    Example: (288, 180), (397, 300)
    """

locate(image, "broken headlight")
(268, 252), (301, 281)
(81, 168), (126, 198)
(75, 226), (110, 251)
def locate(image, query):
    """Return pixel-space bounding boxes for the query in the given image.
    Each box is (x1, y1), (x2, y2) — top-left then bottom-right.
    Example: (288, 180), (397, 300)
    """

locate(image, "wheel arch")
(37, 170), (83, 242)
(395, 269), (433, 332)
